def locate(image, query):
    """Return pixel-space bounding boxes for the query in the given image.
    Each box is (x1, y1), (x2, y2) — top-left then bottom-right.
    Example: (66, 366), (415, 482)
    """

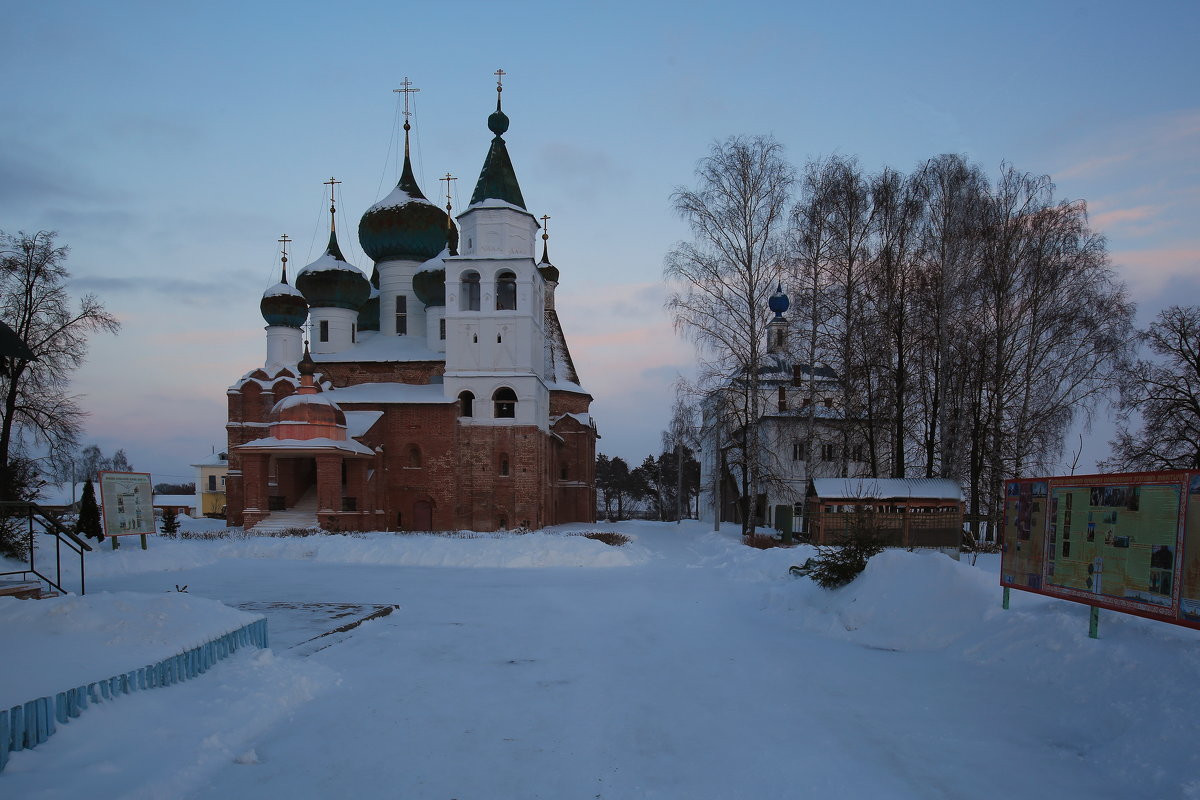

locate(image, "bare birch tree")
(665, 136), (795, 534)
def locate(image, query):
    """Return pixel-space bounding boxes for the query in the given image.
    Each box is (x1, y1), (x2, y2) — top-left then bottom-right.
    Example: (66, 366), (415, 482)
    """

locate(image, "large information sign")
(1001, 471), (1200, 629)
(98, 471), (155, 537)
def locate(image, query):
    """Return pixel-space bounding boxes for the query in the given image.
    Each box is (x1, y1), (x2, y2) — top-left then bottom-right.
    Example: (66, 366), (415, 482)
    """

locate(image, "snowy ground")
(3, 519), (1199, 799)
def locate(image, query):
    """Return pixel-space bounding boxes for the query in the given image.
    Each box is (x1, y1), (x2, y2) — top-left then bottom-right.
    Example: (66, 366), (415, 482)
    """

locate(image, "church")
(224, 77), (598, 533)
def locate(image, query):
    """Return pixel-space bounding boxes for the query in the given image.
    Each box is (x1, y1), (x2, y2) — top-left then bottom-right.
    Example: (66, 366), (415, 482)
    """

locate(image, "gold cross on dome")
(440, 173), (458, 212)
(393, 77), (420, 119)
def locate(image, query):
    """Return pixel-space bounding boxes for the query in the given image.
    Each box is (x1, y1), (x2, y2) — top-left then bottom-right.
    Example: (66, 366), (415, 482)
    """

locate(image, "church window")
(493, 387), (517, 419)
(473, 333), (478, 344)
(821, 443), (835, 462)
(351, 323), (357, 343)
(497, 334), (502, 343)
(792, 441), (807, 462)
(458, 390), (474, 417)
(499, 454), (510, 476)
(461, 272), (480, 311)
(408, 445), (422, 467)
(496, 271), (517, 310)
(560, 465), (569, 480)
(396, 296), (408, 335)
(440, 319), (446, 340)
(775, 329), (785, 349)
(319, 320), (329, 342)
(778, 386), (787, 412)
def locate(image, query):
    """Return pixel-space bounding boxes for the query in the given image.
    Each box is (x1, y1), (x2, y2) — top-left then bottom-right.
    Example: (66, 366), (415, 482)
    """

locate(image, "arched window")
(496, 271), (517, 310)
(460, 271), (480, 311)
(458, 390), (474, 418)
(493, 387), (517, 419)
(408, 445), (422, 467)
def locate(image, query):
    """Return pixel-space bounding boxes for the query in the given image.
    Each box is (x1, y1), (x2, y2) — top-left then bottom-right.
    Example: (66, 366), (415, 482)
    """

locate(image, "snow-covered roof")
(262, 281), (304, 298)
(810, 478), (962, 502)
(551, 412), (593, 428)
(368, 185), (439, 213)
(415, 249), (450, 275)
(273, 392), (342, 412)
(462, 197), (534, 216)
(328, 382), (453, 405)
(310, 333), (441, 364)
(344, 410), (384, 438)
(191, 452), (229, 467)
(153, 495), (195, 507)
(236, 436), (376, 456)
(297, 250), (365, 276)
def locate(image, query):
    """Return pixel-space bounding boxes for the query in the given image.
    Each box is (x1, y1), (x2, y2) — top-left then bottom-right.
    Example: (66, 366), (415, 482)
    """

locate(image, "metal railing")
(0, 501), (92, 596)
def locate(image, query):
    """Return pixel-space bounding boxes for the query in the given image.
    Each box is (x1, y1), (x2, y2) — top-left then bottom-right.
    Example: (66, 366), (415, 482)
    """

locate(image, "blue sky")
(1, 0), (1197, 483)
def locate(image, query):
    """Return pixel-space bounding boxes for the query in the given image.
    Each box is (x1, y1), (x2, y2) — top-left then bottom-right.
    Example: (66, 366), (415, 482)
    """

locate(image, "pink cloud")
(1090, 204), (1162, 230)
(1111, 246), (1200, 300)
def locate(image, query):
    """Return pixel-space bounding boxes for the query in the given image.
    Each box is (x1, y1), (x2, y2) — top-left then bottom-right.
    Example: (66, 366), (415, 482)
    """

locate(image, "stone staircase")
(0, 579), (59, 600)
(250, 489), (320, 534)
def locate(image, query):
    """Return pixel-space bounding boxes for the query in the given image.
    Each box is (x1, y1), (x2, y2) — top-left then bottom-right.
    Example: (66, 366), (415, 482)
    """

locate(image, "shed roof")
(810, 478), (962, 502)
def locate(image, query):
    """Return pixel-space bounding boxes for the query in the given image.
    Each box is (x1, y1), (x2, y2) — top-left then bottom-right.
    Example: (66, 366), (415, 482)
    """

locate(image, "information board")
(98, 471), (155, 537)
(1001, 471), (1200, 629)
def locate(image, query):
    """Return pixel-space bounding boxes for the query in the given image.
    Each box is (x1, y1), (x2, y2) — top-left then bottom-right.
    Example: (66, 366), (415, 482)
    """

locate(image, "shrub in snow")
(577, 531), (630, 547)
(744, 533), (782, 550)
(790, 512), (886, 589)
(76, 478), (103, 541)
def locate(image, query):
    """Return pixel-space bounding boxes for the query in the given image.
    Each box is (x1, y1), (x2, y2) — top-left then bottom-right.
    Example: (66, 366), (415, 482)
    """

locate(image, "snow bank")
(74, 530), (650, 579)
(0, 592), (261, 709)
(789, 549), (1000, 650)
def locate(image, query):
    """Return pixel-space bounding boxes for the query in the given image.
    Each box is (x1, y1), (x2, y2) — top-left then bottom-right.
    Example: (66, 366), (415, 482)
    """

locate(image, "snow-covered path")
(4, 522), (1198, 798)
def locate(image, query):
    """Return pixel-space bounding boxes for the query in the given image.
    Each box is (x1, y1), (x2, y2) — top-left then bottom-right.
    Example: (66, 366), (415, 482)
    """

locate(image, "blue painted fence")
(0, 616), (267, 773)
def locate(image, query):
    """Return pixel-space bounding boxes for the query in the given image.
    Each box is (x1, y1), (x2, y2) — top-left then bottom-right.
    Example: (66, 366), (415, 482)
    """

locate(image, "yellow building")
(192, 452), (229, 518)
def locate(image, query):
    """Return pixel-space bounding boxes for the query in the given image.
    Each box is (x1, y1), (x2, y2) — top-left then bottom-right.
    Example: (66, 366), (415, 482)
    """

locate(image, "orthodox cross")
(324, 176), (341, 228)
(440, 173), (458, 214)
(494, 68), (506, 90)
(540, 214), (550, 235)
(277, 233), (291, 282)
(393, 77), (420, 121)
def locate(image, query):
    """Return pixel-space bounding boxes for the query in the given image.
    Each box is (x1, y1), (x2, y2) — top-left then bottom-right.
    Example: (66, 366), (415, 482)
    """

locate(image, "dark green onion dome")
(260, 264), (308, 328)
(358, 286), (380, 332)
(296, 229), (371, 311)
(469, 92), (526, 209)
(413, 251), (448, 307)
(358, 148), (450, 264)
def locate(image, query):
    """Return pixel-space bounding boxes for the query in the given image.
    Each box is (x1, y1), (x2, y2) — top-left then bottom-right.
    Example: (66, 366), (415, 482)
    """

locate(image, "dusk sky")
(1, 0), (1197, 485)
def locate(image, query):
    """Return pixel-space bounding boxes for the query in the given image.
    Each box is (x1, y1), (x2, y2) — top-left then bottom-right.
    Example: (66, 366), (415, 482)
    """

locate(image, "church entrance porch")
(237, 448), (376, 532)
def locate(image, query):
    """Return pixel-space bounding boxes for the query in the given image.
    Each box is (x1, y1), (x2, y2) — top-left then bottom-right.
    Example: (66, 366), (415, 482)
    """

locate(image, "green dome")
(260, 281), (308, 328)
(358, 288), (380, 332)
(358, 152), (450, 264)
(413, 267), (446, 307)
(296, 230), (371, 311)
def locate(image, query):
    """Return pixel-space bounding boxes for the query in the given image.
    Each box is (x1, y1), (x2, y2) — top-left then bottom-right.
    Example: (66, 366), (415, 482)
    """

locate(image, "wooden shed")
(806, 478), (963, 551)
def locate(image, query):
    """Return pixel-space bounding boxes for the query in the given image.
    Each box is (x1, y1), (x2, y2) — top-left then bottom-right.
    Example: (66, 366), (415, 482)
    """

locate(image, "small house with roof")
(226, 77), (597, 533)
(806, 477), (963, 554)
